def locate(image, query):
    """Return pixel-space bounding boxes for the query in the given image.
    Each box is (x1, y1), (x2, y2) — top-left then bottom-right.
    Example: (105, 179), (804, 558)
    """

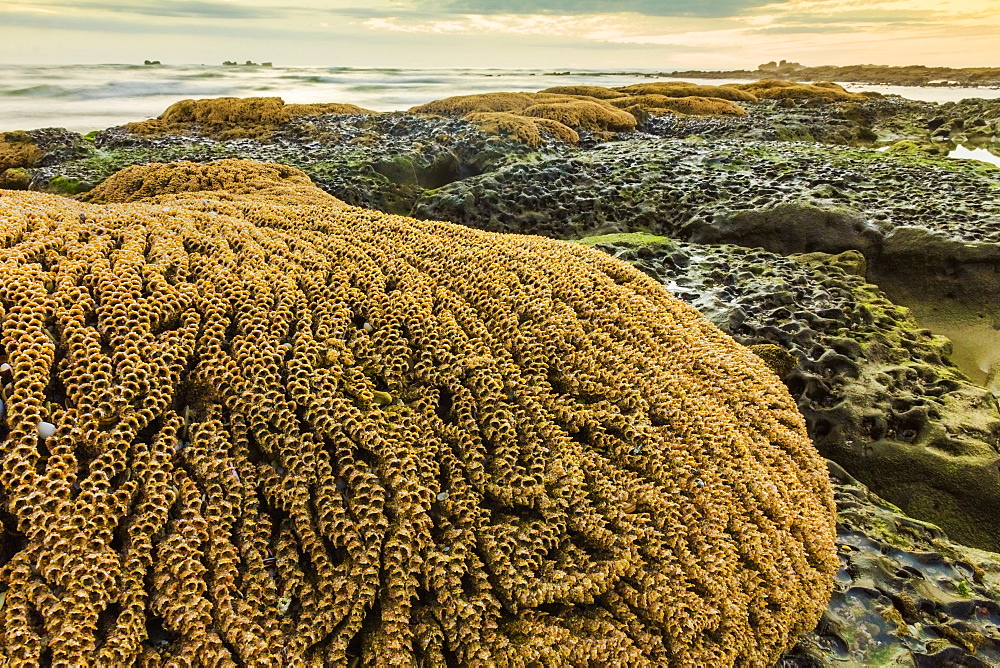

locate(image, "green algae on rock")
(584, 233), (1000, 553)
(412, 137), (1000, 247)
(0, 159), (837, 665)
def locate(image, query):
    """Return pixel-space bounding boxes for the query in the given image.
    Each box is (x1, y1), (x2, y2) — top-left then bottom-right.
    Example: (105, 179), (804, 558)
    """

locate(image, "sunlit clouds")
(0, 0), (998, 67)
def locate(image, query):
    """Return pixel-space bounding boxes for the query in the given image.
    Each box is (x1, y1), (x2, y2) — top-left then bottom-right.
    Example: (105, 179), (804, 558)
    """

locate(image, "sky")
(1, 0), (998, 68)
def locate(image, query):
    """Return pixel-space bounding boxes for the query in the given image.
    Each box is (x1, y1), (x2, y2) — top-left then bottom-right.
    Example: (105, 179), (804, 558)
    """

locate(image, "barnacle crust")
(0, 159), (837, 666)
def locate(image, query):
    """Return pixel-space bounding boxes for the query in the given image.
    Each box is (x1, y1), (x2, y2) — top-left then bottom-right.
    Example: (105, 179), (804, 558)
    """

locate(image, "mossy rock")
(729, 80), (865, 103)
(45, 175), (90, 196)
(0, 167), (32, 190)
(412, 91), (636, 137)
(610, 93), (747, 116)
(0, 131), (45, 172)
(0, 159), (838, 665)
(521, 100), (637, 133)
(885, 139), (939, 156)
(577, 231), (679, 251)
(462, 111), (578, 147)
(747, 344), (798, 379)
(409, 92), (540, 116)
(794, 249), (868, 278)
(613, 82), (759, 103)
(538, 85), (626, 100)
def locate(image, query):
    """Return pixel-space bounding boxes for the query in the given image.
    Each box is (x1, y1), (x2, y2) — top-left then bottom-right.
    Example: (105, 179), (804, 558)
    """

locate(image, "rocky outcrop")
(585, 234), (1000, 553)
(411, 138), (1000, 248)
(784, 462), (1000, 666)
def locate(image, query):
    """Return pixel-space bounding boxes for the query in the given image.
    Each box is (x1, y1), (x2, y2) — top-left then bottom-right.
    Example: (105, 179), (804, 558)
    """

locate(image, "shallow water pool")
(947, 145), (1000, 168)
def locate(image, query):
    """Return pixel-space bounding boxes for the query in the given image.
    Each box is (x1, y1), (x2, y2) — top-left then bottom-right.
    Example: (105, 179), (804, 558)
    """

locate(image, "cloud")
(363, 13), (636, 38)
(0, 6), (332, 40)
(419, 0), (772, 18)
(28, 0), (285, 19)
(91, 1), (284, 19)
(753, 24), (859, 33)
(7, 0), (302, 20)
(774, 9), (936, 25)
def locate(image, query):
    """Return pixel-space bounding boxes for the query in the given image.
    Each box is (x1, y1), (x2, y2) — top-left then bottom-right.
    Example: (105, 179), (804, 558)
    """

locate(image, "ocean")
(2, 63), (1000, 134)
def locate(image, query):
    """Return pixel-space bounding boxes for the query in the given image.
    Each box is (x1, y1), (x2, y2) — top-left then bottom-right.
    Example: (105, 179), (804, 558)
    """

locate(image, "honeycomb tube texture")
(0, 160), (837, 666)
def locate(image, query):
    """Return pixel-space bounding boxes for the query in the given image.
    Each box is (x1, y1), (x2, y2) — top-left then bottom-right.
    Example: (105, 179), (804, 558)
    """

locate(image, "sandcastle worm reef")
(0, 160), (838, 665)
(1, 80), (1000, 666)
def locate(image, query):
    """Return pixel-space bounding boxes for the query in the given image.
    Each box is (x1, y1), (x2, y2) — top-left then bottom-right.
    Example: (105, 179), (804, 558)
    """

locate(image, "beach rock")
(634, 96), (886, 146)
(873, 228), (1000, 395)
(585, 233), (1000, 552)
(873, 97), (1000, 151)
(412, 137), (1000, 249)
(31, 113), (535, 214)
(684, 202), (883, 258)
(782, 462), (1000, 667)
(0, 168), (31, 190)
(0, 128), (99, 190)
(0, 131), (44, 173)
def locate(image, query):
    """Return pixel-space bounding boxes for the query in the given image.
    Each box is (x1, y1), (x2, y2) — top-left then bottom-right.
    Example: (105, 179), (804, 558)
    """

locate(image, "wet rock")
(584, 233), (1000, 552)
(412, 137), (1000, 250)
(31, 113), (535, 214)
(0, 168), (31, 190)
(685, 202), (883, 258)
(872, 228), (1000, 394)
(782, 461), (1000, 667)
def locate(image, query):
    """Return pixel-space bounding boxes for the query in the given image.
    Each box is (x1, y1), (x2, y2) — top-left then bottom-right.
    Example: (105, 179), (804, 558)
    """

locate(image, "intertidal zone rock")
(585, 233), (1000, 554)
(0, 160), (836, 665)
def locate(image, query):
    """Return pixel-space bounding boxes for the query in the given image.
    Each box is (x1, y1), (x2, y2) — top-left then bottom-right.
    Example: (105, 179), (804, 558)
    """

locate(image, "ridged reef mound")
(0, 159), (837, 665)
(125, 97), (375, 140)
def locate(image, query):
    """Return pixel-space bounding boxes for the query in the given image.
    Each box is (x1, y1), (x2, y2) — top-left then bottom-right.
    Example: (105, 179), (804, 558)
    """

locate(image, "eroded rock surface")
(585, 233), (1000, 553)
(782, 462), (1000, 667)
(412, 138), (1000, 248)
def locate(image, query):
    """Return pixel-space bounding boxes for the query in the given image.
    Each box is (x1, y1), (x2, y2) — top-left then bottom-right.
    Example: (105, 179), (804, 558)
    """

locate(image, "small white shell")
(0, 363), (11, 373)
(37, 421), (56, 439)
(436, 491), (449, 501)
(362, 322), (374, 333)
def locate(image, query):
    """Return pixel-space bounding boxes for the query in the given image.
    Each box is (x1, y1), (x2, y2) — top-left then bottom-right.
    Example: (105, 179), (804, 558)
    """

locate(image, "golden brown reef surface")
(0, 159), (836, 665)
(125, 97), (375, 140)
